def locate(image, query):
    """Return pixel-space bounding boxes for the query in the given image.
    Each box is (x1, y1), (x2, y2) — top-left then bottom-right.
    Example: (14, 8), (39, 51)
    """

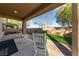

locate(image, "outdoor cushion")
(12, 37), (35, 56)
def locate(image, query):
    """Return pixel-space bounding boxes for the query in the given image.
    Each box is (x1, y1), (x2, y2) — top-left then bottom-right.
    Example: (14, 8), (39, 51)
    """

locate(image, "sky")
(27, 5), (63, 28)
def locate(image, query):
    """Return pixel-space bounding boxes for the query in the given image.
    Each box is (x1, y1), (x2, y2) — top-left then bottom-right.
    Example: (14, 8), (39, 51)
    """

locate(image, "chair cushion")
(12, 38), (35, 56)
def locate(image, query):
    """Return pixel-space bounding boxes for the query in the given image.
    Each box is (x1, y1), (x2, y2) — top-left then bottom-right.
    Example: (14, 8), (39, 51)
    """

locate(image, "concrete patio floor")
(46, 39), (72, 56)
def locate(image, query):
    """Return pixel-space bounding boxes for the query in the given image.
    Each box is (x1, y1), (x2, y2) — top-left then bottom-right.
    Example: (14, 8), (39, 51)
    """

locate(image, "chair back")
(32, 33), (46, 49)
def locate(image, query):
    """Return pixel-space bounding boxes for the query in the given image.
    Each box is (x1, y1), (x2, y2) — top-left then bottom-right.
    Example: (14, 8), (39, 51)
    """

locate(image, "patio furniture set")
(0, 31), (47, 56)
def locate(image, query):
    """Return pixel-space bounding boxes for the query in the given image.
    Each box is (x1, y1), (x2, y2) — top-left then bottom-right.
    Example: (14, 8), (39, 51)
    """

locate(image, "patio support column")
(22, 20), (26, 34)
(72, 3), (79, 56)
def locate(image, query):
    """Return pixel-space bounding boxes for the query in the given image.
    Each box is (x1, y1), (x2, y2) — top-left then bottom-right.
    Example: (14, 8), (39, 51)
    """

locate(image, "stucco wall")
(0, 19), (2, 32)
(43, 27), (72, 36)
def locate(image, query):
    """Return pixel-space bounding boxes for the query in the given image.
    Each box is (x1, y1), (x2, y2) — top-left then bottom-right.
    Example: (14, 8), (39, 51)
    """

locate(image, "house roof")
(0, 3), (64, 21)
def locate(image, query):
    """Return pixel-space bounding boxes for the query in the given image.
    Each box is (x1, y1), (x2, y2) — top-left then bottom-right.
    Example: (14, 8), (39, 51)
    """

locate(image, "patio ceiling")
(0, 3), (64, 21)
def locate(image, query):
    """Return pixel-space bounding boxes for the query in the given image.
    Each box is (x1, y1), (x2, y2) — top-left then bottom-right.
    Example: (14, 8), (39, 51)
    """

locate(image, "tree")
(34, 15), (51, 28)
(56, 4), (72, 27)
(34, 21), (45, 28)
(56, 4), (72, 34)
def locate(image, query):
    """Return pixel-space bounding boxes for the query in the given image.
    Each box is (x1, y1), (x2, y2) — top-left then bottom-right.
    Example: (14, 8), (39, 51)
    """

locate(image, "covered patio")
(0, 3), (79, 56)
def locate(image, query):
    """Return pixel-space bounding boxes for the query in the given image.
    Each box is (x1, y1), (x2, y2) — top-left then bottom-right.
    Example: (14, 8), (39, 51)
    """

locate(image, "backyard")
(45, 33), (72, 45)
(45, 32), (72, 56)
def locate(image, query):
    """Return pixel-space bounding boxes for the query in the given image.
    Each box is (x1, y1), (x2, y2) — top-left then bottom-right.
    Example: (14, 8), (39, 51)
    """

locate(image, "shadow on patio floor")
(0, 39), (18, 56)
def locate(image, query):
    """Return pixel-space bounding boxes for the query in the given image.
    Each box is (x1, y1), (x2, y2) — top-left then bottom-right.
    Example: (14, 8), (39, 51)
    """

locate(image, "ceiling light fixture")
(14, 11), (18, 14)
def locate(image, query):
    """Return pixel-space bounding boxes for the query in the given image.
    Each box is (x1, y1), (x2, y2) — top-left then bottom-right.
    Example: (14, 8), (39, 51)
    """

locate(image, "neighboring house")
(43, 27), (72, 36)
(0, 17), (22, 35)
(26, 27), (72, 36)
(0, 19), (3, 32)
(0, 17), (7, 32)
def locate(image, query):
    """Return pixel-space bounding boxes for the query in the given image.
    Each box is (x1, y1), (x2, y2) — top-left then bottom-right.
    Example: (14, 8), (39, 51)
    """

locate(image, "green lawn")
(44, 33), (50, 39)
(45, 33), (72, 45)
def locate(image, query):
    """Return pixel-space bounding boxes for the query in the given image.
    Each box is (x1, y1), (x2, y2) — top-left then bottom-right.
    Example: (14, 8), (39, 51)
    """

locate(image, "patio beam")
(22, 20), (26, 34)
(23, 3), (64, 21)
(72, 3), (79, 56)
(0, 14), (21, 21)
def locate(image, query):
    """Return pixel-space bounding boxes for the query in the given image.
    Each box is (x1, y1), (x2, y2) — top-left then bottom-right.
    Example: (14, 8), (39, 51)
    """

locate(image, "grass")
(45, 33), (72, 45)
(44, 33), (50, 39)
